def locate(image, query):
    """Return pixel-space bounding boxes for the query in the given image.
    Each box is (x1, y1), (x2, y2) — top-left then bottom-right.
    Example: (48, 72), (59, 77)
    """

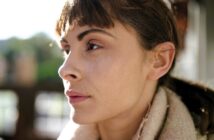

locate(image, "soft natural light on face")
(0, 0), (65, 39)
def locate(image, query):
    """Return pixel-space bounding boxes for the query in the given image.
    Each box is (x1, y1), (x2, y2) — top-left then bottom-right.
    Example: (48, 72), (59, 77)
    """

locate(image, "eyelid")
(86, 39), (104, 52)
(88, 39), (103, 46)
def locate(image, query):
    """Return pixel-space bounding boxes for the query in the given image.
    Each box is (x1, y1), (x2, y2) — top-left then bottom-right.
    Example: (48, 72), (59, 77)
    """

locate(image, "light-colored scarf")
(58, 88), (208, 140)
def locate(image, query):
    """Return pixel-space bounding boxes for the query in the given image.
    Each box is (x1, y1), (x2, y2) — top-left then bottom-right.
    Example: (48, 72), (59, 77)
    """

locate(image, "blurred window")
(0, 91), (18, 135)
(35, 92), (69, 138)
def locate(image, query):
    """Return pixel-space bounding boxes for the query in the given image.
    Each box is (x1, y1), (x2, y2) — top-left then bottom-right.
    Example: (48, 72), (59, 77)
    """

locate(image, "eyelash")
(86, 40), (103, 51)
(60, 45), (70, 55)
(60, 40), (103, 55)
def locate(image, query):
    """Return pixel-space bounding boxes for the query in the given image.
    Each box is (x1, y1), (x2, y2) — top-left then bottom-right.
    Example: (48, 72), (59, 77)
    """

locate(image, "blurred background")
(0, 0), (69, 140)
(0, 0), (213, 140)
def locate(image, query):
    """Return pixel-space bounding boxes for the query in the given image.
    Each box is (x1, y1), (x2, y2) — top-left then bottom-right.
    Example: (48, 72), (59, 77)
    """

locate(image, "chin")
(71, 112), (96, 125)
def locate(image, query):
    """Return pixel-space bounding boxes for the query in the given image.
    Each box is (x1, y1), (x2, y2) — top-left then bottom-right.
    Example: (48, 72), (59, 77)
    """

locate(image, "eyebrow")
(60, 28), (115, 44)
(77, 28), (115, 41)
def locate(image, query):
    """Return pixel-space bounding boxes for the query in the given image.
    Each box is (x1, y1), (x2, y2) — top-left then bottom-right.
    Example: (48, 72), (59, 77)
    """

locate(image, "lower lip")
(68, 96), (90, 104)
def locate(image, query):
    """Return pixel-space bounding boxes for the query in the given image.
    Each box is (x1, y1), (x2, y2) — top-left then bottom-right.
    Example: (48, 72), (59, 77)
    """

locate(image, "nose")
(58, 57), (82, 82)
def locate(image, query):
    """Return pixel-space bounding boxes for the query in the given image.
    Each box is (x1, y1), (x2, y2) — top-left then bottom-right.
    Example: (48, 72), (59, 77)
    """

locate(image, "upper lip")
(66, 89), (90, 97)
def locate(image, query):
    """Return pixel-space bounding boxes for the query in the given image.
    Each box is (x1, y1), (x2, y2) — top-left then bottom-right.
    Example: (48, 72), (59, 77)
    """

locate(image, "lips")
(66, 89), (91, 104)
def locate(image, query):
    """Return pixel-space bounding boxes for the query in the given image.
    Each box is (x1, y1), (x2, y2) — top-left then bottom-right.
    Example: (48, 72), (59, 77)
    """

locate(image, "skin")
(58, 21), (175, 140)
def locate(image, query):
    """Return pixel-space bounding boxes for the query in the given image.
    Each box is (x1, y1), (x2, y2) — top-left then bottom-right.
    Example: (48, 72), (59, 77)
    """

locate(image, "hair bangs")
(56, 0), (115, 36)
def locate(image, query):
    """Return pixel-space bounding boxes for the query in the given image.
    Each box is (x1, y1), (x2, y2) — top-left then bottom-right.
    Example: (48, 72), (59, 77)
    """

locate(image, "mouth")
(66, 89), (91, 105)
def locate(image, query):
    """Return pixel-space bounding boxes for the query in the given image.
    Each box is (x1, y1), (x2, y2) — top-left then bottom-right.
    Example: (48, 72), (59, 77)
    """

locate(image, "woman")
(56, 0), (214, 139)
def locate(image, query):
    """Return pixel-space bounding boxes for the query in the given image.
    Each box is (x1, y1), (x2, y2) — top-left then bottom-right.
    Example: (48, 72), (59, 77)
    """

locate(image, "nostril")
(70, 74), (77, 79)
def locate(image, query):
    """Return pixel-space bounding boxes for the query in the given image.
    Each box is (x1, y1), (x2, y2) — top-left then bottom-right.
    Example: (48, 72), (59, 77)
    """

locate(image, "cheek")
(72, 47), (150, 122)
(85, 56), (123, 93)
(86, 53), (148, 108)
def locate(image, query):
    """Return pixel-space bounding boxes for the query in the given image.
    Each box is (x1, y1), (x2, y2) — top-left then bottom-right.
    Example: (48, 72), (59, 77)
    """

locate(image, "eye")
(86, 40), (103, 51)
(60, 45), (70, 55)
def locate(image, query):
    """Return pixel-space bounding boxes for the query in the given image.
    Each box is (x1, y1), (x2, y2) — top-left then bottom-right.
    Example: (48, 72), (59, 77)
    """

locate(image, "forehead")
(61, 21), (135, 41)
(58, 22), (145, 52)
(60, 23), (92, 44)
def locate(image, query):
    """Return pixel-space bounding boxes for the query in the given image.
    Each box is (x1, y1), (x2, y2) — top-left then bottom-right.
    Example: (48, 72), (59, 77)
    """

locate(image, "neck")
(97, 81), (157, 140)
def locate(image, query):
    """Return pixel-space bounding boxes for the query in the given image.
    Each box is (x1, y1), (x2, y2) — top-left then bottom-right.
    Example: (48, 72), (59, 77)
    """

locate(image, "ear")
(147, 42), (175, 80)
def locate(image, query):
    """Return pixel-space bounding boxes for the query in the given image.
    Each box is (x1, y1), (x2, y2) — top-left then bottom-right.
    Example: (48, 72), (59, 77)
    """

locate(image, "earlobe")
(148, 42), (175, 80)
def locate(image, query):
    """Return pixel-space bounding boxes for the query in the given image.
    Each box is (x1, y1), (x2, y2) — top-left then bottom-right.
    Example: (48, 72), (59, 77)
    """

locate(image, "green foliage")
(0, 33), (63, 84)
(37, 59), (62, 82)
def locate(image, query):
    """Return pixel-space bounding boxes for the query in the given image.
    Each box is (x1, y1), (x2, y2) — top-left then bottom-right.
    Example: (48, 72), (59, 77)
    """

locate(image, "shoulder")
(158, 87), (197, 140)
(166, 76), (214, 136)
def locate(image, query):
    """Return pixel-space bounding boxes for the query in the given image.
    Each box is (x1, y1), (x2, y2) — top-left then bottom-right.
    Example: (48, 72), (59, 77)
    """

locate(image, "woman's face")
(58, 22), (153, 124)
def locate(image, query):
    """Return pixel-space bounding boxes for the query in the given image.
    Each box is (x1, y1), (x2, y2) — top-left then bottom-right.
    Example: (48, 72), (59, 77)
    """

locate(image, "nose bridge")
(58, 53), (82, 81)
